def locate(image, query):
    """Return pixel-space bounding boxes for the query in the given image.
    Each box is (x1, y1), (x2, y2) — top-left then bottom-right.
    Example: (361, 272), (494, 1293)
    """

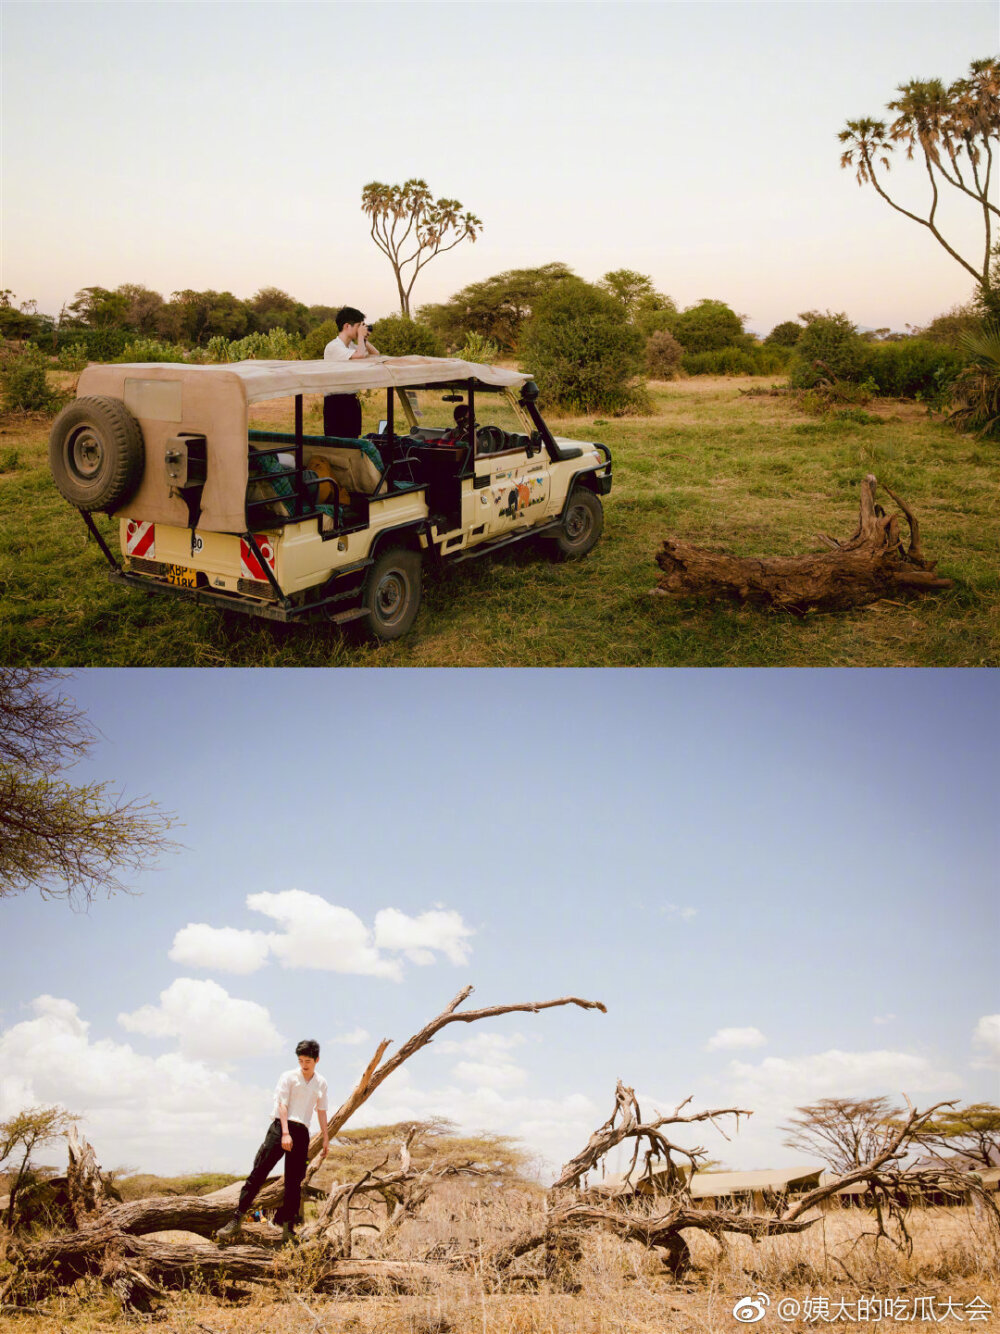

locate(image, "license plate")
(163, 563), (199, 588)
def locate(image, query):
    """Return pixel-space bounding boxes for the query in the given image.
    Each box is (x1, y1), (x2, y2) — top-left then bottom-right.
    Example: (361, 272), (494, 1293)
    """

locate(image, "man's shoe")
(215, 1217), (242, 1245)
(281, 1222), (299, 1246)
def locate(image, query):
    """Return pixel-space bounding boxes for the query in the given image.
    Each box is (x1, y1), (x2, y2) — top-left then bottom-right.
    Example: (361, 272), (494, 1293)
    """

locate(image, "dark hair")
(336, 306), (365, 332)
(296, 1039), (320, 1059)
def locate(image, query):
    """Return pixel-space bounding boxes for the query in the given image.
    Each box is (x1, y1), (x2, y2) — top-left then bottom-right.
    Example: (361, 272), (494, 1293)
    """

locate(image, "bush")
(32, 327), (131, 361)
(112, 337), (187, 364)
(369, 316), (443, 358)
(855, 338), (965, 399)
(519, 278), (648, 414)
(765, 320), (804, 347)
(683, 344), (790, 376)
(56, 341), (90, 372)
(0, 344), (63, 412)
(671, 299), (745, 353)
(457, 331), (500, 364)
(787, 312), (865, 388)
(205, 328), (301, 363)
(645, 329), (684, 379)
(301, 320), (339, 360)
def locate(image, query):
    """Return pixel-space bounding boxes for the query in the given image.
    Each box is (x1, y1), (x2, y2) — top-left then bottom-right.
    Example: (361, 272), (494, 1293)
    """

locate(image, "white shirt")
(324, 337), (354, 362)
(272, 1068), (329, 1127)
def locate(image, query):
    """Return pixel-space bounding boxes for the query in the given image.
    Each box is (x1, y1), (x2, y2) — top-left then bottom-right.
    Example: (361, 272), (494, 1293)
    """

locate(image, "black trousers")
(236, 1119), (309, 1224)
(323, 393), (362, 438)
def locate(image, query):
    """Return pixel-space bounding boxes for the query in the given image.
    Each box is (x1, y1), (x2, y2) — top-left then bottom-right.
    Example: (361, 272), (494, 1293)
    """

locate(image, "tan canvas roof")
(75, 356), (530, 531)
(595, 1164), (824, 1196)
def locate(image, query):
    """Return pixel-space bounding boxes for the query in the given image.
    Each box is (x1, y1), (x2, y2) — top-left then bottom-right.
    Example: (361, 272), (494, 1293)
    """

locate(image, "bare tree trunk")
(653, 475), (953, 612)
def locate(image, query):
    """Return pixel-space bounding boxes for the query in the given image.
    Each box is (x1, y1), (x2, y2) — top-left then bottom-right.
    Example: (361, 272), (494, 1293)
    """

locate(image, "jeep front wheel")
(549, 488), (603, 559)
(362, 548), (422, 641)
(49, 396), (144, 512)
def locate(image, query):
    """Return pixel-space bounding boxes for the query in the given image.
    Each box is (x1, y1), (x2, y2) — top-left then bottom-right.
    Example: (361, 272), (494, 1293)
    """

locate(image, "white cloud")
(873, 1014), (897, 1026)
(972, 1014), (1000, 1067)
(118, 978), (282, 1061)
(453, 1060), (528, 1090)
(726, 1048), (955, 1108)
(0, 996), (267, 1175)
(660, 903), (697, 921)
(435, 1033), (526, 1058)
(169, 924), (272, 974)
(706, 1026), (767, 1052)
(170, 892), (475, 980)
(374, 907), (474, 966)
(331, 1027), (371, 1046)
(248, 891), (400, 977)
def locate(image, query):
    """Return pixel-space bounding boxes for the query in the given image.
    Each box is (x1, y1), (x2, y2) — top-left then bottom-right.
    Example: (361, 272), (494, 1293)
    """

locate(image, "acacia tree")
(780, 1096), (903, 1173)
(0, 669), (178, 905)
(905, 1101), (1000, 1169)
(1, 1105), (78, 1228)
(839, 57), (1000, 313)
(361, 179), (482, 318)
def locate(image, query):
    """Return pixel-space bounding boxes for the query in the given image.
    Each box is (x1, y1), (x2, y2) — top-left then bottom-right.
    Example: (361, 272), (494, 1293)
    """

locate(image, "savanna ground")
(2, 1184), (998, 1333)
(0, 374), (997, 666)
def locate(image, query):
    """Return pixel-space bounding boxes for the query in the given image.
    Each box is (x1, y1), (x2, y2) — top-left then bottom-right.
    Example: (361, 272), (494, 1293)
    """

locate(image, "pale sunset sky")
(2, 1), (997, 334)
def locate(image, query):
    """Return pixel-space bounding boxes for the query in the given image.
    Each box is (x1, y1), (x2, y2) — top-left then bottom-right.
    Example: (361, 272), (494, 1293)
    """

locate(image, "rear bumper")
(107, 569), (367, 625)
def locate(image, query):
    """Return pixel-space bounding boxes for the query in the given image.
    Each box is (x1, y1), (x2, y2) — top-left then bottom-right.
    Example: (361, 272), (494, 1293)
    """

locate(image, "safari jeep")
(48, 356), (612, 640)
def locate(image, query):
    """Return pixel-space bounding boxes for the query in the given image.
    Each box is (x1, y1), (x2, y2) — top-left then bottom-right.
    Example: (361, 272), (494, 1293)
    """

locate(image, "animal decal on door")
(496, 476), (544, 519)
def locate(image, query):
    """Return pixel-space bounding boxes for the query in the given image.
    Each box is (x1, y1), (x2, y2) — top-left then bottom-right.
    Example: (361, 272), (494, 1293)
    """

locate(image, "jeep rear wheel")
(362, 548), (422, 641)
(549, 488), (603, 559)
(49, 396), (144, 512)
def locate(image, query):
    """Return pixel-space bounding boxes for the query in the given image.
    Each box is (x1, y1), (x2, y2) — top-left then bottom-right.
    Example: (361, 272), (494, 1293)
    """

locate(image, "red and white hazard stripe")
(240, 535), (276, 581)
(125, 520), (155, 559)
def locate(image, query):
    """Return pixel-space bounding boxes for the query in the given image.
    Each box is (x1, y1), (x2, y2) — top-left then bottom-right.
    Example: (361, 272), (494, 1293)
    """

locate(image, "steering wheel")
(475, 425), (506, 455)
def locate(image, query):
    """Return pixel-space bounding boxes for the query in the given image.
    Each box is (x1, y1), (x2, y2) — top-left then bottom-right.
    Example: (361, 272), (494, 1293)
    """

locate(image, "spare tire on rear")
(49, 396), (145, 512)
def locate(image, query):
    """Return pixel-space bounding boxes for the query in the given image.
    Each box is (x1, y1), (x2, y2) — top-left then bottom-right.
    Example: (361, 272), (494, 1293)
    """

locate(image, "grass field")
(2, 374), (997, 667)
(3, 1189), (997, 1333)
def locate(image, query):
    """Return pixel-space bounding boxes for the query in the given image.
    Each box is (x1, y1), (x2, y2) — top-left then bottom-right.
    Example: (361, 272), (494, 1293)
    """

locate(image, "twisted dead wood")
(6, 986), (604, 1302)
(653, 475), (953, 612)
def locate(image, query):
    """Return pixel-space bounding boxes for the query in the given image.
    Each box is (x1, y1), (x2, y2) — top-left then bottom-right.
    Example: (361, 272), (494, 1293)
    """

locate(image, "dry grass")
(3, 1184), (997, 1333)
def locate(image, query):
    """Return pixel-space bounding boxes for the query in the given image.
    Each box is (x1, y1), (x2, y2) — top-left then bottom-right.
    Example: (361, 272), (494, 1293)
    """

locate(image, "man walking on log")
(215, 1039), (329, 1246)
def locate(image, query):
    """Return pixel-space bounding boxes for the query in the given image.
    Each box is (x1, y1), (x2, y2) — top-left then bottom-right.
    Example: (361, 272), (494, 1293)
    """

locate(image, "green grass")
(2, 377), (997, 666)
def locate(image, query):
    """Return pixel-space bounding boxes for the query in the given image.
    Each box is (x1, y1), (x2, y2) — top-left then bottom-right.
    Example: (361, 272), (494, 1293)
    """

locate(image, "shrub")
(519, 278), (647, 414)
(787, 312), (866, 388)
(112, 337), (187, 364)
(370, 316), (443, 358)
(301, 320), (339, 360)
(0, 344), (63, 412)
(457, 331), (500, 364)
(765, 320), (804, 347)
(206, 327), (301, 363)
(671, 299), (746, 353)
(56, 341), (90, 371)
(855, 338), (965, 399)
(645, 329), (684, 379)
(683, 344), (790, 376)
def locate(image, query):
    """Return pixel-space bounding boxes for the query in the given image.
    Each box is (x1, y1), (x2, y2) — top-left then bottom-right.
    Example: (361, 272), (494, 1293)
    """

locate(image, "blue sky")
(2, 668), (996, 1179)
(2, 1), (996, 333)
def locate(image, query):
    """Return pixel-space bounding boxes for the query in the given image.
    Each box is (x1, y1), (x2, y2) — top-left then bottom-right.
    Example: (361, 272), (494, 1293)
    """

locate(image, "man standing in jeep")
(215, 1039), (330, 1246)
(323, 305), (380, 436)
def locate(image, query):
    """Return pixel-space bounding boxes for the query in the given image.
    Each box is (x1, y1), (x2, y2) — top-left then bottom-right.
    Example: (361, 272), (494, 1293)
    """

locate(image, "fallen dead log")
(652, 475), (953, 612)
(5, 985), (605, 1305)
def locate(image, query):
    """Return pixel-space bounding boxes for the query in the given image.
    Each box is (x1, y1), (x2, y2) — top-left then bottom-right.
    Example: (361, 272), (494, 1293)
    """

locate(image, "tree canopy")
(0, 669), (178, 905)
(419, 262), (574, 352)
(780, 1096), (903, 1174)
(361, 178), (482, 318)
(839, 57), (1000, 314)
